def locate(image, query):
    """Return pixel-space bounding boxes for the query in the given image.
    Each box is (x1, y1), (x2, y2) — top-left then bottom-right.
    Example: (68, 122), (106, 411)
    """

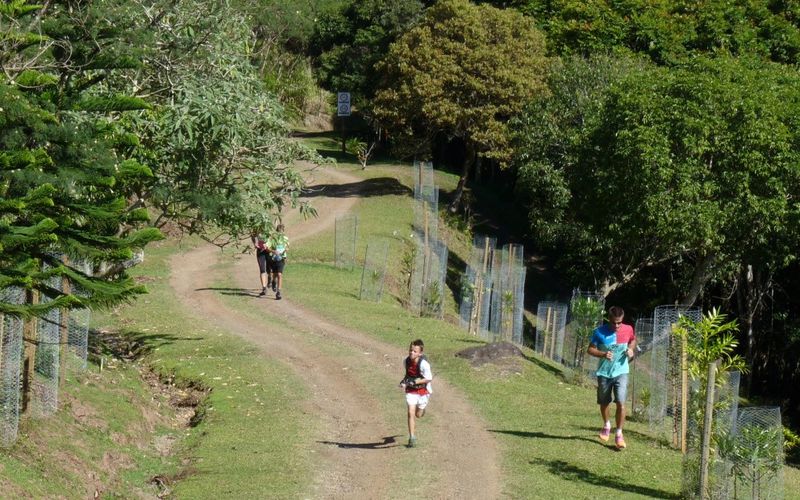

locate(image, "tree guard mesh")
(33, 273), (62, 418)
(489, 244), (525, 344)
(629, 317), (654, 418)
(459, 235), (496, 337)
(726, 406), (784, 500)
(682, 370), (741, 499)
(66, 258), (91, 371)
(413, 185), (439, 245)
(648, 305), (702, 447)
(1, 287), (24, 447)
(409, 233), (448, 318)
(334, 214), (358, 269)
(535, 301), (568, 363)
(359, 239), (389, 302)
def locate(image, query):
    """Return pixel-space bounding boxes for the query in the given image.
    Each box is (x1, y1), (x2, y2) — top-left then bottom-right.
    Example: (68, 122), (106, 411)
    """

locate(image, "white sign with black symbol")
(337, 92), (351, 117)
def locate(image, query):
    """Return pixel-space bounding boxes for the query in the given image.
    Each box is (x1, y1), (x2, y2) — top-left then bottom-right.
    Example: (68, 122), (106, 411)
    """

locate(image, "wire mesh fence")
(1, 287), (24, 447)
(359, 239), (389, 302)
(409, 234), (448, 318)
(459, 235), (496, 337)
(629, 317), (654, 419)
(723, 406), (784, 500)
(562, 290), (605, 376)
(65, 258), (91, 371)
(334, 214), (358, 269)
(648, 305), (703, 448)
(682, 370), (742, 499)
(535, 301), (568, 363)
(414, 160), (435, 198)
(489, 244), (526, 344)
(33, 275), (62, 418)
(413, 185), (439, 246)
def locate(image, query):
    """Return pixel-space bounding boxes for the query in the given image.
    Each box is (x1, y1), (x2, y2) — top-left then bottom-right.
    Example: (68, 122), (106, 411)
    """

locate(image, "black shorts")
(269, 258), (286, 273)
(256, 250), (269, 274)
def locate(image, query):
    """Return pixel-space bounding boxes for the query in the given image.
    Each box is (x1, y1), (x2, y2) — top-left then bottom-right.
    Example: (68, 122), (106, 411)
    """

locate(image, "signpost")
(338, 92), (350, 153)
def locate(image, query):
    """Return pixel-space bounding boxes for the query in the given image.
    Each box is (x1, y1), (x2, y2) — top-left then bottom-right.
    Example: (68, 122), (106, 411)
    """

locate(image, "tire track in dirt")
(171, 166), (502, 498)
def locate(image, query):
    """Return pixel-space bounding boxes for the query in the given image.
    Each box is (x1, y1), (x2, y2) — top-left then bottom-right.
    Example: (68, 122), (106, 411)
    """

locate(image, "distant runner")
(587, 306), (636, 450)
(400, 339), (433, 448)
(266, 224), (289, 300)
(251, 231), (270, 297)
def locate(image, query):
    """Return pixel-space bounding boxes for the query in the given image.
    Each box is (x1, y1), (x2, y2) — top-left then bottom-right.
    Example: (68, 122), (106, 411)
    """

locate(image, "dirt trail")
(170, 166), (502, 498)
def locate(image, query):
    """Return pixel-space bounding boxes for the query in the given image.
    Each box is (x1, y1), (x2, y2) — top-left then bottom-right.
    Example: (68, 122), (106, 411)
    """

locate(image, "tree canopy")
(1, 0), (162, 316)
(513, 55), (800, 304)
(372, 0), (551, 210)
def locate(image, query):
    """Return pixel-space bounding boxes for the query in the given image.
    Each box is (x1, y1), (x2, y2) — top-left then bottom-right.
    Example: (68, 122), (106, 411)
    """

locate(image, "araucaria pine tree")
(1, 0), (161, 318)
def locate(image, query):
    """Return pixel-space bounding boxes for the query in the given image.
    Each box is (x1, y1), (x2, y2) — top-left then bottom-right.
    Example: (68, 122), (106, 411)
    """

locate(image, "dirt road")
(170, 166), (502, 498)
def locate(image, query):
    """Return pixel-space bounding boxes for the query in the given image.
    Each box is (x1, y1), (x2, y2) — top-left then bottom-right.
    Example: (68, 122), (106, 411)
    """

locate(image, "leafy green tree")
(310, 0), (424, 109)
(507, 0), (800, 66)
(511, 53), (649, 289)
(121, 0), (316, 246)
(513, 55), (800, 304)
(1, 0), (161, 316)
(372, 0), (551, 212)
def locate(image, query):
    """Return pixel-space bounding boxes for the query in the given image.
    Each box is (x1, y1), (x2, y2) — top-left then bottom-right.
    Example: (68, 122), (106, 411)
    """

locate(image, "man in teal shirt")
(587, 306), (637, 449)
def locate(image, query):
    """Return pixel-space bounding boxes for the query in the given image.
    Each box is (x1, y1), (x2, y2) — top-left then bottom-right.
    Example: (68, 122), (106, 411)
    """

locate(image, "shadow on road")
(317, 435), (401, 450)
(303, 178), (412, 198)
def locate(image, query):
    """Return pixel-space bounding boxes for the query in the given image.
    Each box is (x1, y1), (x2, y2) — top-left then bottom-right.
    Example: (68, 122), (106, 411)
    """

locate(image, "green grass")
(0, 358), (182, 498)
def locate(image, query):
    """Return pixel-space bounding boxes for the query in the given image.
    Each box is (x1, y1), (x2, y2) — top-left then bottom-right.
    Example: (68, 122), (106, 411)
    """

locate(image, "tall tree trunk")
(735, 264), (772, 396)
(448, 142), (476, 213)
(679, 253), (715, 306)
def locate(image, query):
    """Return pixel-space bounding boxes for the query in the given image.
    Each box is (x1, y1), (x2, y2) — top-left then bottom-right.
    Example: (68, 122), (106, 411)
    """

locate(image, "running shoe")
(599, 426), (611, 442)
(407, 436), (417, 448)
(275, 290), (282, 300)
(259, 287), (266, 297)
(615, 434), (626, 449)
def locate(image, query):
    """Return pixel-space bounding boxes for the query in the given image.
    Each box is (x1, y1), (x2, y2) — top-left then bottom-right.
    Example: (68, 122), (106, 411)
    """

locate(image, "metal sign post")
(338, 92), (350, 153)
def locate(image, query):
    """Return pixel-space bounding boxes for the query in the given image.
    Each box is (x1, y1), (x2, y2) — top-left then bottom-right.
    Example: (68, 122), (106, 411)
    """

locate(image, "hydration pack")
(402, 355), (428, 390)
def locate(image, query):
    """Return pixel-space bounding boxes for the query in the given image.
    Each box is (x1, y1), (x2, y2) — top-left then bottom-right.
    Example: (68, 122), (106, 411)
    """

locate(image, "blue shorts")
(597, 374), (628, 405)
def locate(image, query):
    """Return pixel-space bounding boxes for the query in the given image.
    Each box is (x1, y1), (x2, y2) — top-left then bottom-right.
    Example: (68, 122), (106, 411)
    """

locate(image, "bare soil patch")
(455, 341), (526, 366)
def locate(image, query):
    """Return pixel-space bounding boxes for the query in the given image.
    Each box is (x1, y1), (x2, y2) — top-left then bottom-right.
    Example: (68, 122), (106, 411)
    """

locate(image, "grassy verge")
(93, 239), (317, 497)
(0, 343), (182, 497)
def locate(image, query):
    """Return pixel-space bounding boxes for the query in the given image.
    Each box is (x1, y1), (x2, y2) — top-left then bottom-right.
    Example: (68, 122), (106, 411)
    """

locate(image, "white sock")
(616, 429), (623, 436)
(603, 421), (611, 429)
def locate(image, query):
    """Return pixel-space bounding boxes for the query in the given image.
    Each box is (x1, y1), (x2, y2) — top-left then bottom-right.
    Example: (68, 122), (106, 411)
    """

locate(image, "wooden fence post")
(58, 258), (71, 387)
(543, 306), (552, 357)
(681, 334), (689, 454)
(21, 290), (38, 415)
(0, 312), (5, 380)
(699, 359), (719, 499)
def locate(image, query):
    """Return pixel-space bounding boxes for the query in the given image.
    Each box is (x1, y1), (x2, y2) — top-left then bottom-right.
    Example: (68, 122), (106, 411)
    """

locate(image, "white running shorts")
(405, 393), (429, 409)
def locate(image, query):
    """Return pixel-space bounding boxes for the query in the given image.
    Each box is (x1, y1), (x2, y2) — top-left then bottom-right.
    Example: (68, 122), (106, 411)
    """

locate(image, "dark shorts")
(269, 258), (285, 273)
(597, 374), (628, 405)
(256, 251), (269, 274)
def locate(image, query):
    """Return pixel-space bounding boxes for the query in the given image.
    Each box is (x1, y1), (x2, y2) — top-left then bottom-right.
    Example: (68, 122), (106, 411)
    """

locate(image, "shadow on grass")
(489, 429), (600, 446)
(89, 328), (201, 362)
(317, 435), (401, 449)
(577, 426), (671, 447)
(533, 459), (681, 499)
(521, 353), (565, 377)
(303, 178), (412, 198)
(455, 338), (488, 345)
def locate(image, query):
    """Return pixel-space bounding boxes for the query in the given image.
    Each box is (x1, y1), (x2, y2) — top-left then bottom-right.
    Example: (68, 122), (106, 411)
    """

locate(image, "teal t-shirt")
(590, 323), (635, 378)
